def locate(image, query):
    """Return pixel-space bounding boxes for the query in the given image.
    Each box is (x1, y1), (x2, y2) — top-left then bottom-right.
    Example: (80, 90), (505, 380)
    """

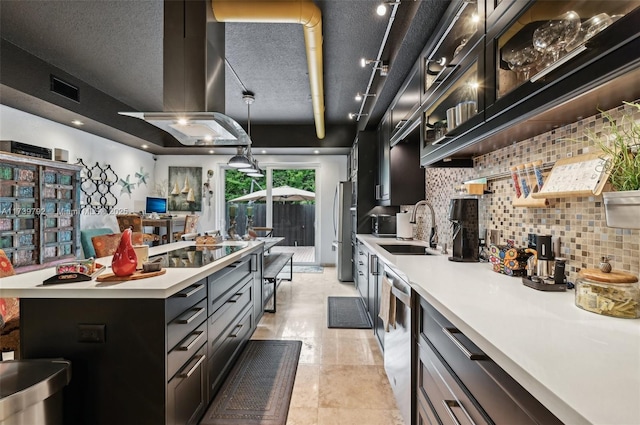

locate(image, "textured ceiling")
(0, 0), (447, 150)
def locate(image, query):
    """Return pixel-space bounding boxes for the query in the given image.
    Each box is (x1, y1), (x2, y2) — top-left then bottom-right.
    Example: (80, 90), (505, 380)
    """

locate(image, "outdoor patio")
(270, 245), (315, 264)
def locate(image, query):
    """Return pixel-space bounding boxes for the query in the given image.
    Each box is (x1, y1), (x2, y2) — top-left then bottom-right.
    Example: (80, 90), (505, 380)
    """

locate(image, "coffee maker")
(448, 198), (479, 262)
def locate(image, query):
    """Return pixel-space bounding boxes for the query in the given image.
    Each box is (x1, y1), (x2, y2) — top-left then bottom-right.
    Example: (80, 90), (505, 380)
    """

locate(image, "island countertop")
(0, 241), (264, 299)
(357, 234), (640, 425)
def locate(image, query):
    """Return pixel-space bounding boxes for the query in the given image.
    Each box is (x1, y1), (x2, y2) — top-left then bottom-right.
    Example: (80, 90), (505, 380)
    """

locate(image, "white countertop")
(0, 241), (264, 299)
(357, 234), (640, 425)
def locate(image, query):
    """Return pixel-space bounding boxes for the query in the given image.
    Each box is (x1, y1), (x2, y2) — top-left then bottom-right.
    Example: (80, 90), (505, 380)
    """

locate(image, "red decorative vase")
(112, 228), (137, 277)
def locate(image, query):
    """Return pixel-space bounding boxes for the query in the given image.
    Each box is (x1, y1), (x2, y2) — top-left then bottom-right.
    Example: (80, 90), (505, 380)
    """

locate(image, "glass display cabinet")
(494, 1), (639, 101)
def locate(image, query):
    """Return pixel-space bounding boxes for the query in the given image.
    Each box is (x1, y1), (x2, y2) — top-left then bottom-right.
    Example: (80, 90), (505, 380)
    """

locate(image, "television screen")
(146, 197), (168, 214)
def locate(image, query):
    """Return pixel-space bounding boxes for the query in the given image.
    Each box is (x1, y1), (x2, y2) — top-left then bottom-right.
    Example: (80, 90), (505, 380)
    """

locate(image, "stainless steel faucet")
(409, 200), (438, 249)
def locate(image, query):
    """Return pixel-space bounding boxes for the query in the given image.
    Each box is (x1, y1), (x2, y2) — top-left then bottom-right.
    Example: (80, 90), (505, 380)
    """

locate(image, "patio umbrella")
(229, 185), (315, 202)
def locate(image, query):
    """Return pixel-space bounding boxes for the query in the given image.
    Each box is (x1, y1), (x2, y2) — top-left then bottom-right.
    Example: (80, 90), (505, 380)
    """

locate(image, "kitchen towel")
(396, 212), (412, 239)
(379, 274), (397, 332)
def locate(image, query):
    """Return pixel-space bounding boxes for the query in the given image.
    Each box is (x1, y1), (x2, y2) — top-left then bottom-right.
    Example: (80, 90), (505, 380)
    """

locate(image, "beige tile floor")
(251, 266), (405, 425)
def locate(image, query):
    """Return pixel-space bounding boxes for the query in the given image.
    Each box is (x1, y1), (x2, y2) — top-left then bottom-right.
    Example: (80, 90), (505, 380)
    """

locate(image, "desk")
(142, 217), (185, 244)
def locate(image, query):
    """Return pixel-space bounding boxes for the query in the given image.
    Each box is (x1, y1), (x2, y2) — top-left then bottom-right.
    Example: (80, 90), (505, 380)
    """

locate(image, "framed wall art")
(168, 166), (202, 212)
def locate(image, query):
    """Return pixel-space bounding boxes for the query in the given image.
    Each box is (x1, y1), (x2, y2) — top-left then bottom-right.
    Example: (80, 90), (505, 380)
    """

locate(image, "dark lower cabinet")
(417, 297), (563, 425)
(19, 248), (262, 425)
(167, 344), (208, 425)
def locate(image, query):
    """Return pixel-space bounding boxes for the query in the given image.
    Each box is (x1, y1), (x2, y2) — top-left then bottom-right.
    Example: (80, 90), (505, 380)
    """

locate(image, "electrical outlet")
(78, 324), (106, 343)
(489, 229), (500, 246)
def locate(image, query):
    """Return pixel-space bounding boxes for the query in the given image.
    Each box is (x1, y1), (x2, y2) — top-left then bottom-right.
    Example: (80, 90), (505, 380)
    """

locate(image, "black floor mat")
(327, 296), (372, 329)
(200, 340), (302, 425)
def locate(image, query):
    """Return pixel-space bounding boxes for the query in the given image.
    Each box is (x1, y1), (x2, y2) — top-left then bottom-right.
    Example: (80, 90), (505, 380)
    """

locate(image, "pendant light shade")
(247, 160), (264, 178)
(228, 146), (251, 168)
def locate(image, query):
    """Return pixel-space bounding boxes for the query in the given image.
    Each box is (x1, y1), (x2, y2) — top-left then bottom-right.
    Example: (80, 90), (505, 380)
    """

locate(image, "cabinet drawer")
(418, 341), (489, 425)
(208, 258), (251, 315)
(208, 306), (253, 397)
(167, 298), (207, 351)
(166, 279), (207, 322)
(168, 320), (207, 380)
(419, 298), (562, 424)
(167, 344), (207, 425)
(208, 276), (253, 352)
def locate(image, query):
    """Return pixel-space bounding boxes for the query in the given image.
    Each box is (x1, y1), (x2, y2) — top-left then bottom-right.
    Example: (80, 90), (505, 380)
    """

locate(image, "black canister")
(554, 258), (566, 284)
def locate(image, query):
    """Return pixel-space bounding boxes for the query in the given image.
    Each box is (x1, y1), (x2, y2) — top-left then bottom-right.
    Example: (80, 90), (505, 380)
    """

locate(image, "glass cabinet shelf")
(424, 0), (483, 97)
(496, 1), (639, 100)
(423, 63), (480, 150)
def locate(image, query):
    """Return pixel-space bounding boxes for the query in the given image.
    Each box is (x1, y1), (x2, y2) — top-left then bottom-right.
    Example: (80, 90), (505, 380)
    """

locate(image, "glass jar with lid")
(575, 268), (639, 319)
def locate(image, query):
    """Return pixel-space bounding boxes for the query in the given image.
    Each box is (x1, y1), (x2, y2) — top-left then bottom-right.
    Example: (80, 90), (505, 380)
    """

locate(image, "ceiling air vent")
(50, 75), (79, 102)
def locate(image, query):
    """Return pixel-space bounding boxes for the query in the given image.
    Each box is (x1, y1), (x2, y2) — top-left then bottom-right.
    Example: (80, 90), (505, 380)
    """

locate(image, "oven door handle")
(391, 285), (411, 306)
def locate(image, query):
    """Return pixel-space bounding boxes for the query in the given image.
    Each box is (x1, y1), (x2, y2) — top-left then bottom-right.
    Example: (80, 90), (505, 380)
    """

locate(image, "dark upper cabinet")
(352, 131), (377, 234)
(376, 116), (425, 206)
(391, 0), (640, 166)
(376, 112), (391, 202)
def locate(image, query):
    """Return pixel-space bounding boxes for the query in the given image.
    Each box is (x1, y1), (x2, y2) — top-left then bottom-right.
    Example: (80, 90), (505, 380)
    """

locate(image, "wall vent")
(50, 75), (79, 102)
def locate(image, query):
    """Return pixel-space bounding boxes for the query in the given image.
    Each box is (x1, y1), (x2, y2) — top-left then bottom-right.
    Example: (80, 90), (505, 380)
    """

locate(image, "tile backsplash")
(406, 102), (640, 281)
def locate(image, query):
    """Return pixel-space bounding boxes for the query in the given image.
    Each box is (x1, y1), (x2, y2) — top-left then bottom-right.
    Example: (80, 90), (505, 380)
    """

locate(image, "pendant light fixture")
(232, 92), (263, 178)
(228, 146), (252, 168)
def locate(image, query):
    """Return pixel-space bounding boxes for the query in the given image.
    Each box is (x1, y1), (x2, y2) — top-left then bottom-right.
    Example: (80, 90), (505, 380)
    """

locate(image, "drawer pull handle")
(176, 307), (205, 324)
(443, 399), (476, 425)
(229, 323), (244, 338)
(177, 284), (205, 298)
(179, 330), (205, 351)
(442, 327), (487, 360)
(228, 293), (242, 303)
(179, 354), (206, 378)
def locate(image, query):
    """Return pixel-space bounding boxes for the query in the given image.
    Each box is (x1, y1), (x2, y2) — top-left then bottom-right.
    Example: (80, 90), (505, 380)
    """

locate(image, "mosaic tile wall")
(405, 102), (640, 281)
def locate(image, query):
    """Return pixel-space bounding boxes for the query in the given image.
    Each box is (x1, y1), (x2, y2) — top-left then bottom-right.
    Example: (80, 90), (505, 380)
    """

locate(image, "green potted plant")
(591, 101), (640, 229)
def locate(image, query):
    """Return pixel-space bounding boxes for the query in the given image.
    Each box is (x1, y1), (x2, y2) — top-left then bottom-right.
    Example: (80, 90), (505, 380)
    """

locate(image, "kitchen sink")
(378, 244), (435, 255)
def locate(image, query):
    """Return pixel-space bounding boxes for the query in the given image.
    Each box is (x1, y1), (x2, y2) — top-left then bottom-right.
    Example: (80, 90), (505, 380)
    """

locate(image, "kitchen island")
(357, 234), (640, 425)
(0, 240), (265, 425)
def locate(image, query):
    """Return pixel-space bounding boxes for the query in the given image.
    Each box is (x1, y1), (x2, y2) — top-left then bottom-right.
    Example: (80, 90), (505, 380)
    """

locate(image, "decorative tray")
(42, 263), (105, 285)
(96, 269), (166, 282)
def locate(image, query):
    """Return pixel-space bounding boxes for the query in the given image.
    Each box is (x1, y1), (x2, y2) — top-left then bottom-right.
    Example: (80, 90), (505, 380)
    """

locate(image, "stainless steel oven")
(383, 265), (413, 425)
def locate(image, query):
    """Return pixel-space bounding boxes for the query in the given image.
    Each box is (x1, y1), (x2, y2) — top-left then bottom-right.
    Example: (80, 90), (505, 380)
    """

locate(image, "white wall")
(0, 105), (156, 231)
(155, 154), (348, 265)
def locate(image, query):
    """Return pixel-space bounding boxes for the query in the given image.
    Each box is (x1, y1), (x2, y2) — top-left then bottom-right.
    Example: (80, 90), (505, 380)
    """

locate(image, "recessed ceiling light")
(313, 150), (320, 154)
(71, 120), (84, 126)
(376, 4), (387, 16)
(141, 144), (149, 149)
(209, 150), (214, 154)
(261, 150), (267, 154)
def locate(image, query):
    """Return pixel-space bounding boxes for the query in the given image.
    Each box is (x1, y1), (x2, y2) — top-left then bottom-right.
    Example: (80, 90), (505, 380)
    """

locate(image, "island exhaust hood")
(120, 0), (325, 147)
(119, 0), (250, 147)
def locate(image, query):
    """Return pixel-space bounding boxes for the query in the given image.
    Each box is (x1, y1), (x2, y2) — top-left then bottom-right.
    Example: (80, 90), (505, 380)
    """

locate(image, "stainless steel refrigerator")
(333, 181), (353, 281)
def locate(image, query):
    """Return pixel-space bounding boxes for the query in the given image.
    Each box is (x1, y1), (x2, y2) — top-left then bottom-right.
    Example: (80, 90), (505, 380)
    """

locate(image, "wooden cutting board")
(96, 269), (166, 282)
(579, 268), (638, 284)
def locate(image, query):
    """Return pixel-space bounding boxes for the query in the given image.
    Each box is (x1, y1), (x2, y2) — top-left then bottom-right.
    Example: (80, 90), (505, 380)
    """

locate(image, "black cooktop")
(149, 245), (245, 268)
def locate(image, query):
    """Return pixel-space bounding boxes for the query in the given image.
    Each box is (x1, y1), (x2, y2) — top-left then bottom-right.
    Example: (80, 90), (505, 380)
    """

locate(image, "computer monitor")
(145, 197), (168, 214)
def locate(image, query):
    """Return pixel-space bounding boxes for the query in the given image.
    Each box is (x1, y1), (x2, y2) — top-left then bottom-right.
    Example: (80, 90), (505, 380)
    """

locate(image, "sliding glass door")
(223, 166), (317, 265)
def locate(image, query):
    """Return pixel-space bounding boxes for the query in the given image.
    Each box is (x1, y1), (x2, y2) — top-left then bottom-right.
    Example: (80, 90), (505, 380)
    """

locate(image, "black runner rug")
(200, 340), (302, 425)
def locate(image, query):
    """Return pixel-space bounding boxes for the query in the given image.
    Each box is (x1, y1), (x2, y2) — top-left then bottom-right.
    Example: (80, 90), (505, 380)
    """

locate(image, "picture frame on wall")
(168, 166), (202, 212)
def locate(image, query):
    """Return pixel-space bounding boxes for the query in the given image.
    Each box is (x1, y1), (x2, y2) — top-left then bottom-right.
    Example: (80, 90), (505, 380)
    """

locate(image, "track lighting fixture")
(348, 113), (369, 120)
(360, 58), (389, 76)
(355, 92), (376, 102)
(376, 1), (400, 16)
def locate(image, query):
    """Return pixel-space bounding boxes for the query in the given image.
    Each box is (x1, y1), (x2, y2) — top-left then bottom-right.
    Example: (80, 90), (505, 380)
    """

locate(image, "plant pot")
(603, 190), (640, 229)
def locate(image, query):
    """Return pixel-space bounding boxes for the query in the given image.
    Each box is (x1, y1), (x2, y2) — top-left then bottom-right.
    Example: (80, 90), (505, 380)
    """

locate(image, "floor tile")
(249, 267), (403, 425)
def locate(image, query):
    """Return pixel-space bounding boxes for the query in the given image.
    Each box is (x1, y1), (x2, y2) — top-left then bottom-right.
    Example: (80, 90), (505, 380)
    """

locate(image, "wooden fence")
(227, 203), (315, 246)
